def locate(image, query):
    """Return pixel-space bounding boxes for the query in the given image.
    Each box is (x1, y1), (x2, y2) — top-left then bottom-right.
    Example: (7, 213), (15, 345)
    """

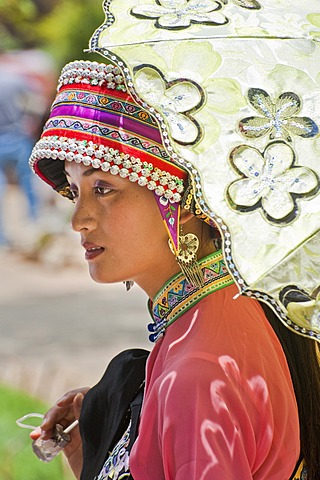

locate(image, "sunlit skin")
(65, 162), (215, 300)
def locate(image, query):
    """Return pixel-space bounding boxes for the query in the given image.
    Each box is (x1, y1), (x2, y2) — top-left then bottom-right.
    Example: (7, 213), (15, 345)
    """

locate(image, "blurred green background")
(0, 384), (73, 479)
(0, 0), (105, 66)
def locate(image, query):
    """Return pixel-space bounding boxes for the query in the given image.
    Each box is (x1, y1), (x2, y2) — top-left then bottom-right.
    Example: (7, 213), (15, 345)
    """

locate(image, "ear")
(179, 206), (194, 225)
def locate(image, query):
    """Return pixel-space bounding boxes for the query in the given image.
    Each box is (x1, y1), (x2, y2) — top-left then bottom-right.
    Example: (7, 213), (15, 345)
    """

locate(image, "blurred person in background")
(0, 70), (38, 246)
(0, 50), (55, 247)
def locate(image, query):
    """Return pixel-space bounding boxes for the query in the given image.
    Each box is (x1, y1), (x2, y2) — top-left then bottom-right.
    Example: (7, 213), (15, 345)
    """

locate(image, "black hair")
(261, 303), (320, 479)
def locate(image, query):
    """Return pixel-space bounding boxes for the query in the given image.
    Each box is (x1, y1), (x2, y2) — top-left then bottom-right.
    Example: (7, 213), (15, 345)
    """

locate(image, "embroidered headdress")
(31, 0), (320, 341)
(30, 60), (188, 252)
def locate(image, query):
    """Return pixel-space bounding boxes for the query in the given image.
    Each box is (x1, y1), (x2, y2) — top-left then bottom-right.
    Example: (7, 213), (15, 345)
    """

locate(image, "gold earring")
(168, 228), (204, 289)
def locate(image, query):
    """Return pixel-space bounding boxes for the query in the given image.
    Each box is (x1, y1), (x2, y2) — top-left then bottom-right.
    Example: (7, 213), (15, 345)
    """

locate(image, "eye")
(94, 185), (112, 197)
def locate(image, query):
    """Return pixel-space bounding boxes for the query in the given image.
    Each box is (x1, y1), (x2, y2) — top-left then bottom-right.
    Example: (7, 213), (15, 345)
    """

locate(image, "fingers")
(56, 387), (90, 408)
(40, 404), (70, 439)
(30, 426), (41, 441)
(39, 387), (89, 440)
(73, 393), (84, 420)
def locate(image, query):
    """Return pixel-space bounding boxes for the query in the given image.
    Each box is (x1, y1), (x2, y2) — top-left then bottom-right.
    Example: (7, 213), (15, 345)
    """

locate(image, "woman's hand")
(30, 387), (90, 479)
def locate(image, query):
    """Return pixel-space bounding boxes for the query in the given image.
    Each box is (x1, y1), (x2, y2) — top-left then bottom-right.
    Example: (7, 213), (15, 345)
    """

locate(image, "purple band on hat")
(49, 104), (163, 144)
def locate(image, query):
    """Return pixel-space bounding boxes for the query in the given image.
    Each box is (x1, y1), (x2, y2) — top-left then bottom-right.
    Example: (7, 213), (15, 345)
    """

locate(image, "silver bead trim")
(89, 0), (115, 51)
(244, 289), (319, 340)
(58, 60), (125, 91)
(29, 136), (184, 203)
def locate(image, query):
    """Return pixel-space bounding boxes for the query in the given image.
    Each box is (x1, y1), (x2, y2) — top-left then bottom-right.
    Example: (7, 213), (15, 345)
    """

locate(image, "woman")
(26, 57), (319, 480)
(28, 2), (320, 478)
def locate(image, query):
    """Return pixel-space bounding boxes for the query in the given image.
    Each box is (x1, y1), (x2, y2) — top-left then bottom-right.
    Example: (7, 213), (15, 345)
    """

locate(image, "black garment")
(79, 348), (149, 480)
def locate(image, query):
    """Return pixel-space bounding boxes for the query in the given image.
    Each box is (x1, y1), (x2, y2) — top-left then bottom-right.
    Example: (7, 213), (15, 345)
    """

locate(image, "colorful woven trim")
(45, 85), (164, 155)
(148, 249), (234, 342)
(29, 60), (187, 203)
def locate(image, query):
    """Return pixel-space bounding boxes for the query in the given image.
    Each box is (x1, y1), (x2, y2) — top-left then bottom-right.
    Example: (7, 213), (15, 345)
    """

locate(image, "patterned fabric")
(148, 249), (234, 341)
(52, 89), (157, 127)
(96, 421), (131, 480)
(47, 87), (164, 151)
(36, 82), (174, 179)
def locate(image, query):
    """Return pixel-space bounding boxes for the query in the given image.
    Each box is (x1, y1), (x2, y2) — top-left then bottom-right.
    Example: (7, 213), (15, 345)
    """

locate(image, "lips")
(82, 242), (105, 261)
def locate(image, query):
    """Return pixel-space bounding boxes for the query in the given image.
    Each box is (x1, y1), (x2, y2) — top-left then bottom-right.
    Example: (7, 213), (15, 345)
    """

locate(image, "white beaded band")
(30, 136), (185, 202)
(58, 60), (125, 91)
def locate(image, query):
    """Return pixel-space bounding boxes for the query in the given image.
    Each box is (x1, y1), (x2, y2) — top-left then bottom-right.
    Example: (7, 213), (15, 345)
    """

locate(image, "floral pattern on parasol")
(219, 0), (261, 9)
(134, 64), (204, 144)
(239, 88), (319, 142)
(227, 141), (319, 223)
(130, 0), (228, 30)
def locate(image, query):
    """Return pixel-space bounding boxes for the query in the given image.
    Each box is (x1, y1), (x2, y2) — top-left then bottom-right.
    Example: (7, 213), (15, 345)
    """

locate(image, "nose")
(71, 197), (96, 233)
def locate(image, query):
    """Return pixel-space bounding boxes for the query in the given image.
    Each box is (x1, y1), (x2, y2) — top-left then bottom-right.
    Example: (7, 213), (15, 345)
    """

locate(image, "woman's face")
(65, 161), (179, 297)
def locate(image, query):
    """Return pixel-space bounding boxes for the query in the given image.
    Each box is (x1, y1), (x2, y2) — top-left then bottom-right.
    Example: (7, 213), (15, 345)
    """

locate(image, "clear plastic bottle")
(32, 423), (71, 462)
(16, 413), (79, 462)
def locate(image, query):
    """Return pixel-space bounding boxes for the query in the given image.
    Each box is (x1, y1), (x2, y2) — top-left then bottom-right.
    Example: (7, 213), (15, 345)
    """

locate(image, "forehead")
(65, 162), (113, 181)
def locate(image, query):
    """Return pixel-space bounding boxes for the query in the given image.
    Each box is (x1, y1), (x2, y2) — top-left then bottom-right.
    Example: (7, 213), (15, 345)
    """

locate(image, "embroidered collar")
(147, 250), (234, 342)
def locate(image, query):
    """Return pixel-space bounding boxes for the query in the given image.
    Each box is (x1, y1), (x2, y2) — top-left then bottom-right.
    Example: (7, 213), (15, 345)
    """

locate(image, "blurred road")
(0, 249), (150, 404)
(0, 188), (150, 404)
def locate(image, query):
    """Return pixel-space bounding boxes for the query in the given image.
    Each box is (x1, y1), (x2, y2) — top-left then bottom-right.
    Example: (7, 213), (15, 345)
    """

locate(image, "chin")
(88, 265), (107, 283)
(88, 265), (123, 285)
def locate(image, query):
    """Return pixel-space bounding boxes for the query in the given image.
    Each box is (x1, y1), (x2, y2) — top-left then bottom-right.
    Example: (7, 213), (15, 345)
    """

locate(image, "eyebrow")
(64, 167), (101, 178)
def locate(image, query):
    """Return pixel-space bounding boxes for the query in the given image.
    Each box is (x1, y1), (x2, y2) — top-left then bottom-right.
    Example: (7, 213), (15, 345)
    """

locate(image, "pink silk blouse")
(130, 283), (300, 479)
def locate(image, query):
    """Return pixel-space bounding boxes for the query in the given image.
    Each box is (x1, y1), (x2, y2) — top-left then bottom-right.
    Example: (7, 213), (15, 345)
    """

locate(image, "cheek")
(137, 209), (168, 254)
(103, 190), (168, 251)
(127, 207), (165, 250)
